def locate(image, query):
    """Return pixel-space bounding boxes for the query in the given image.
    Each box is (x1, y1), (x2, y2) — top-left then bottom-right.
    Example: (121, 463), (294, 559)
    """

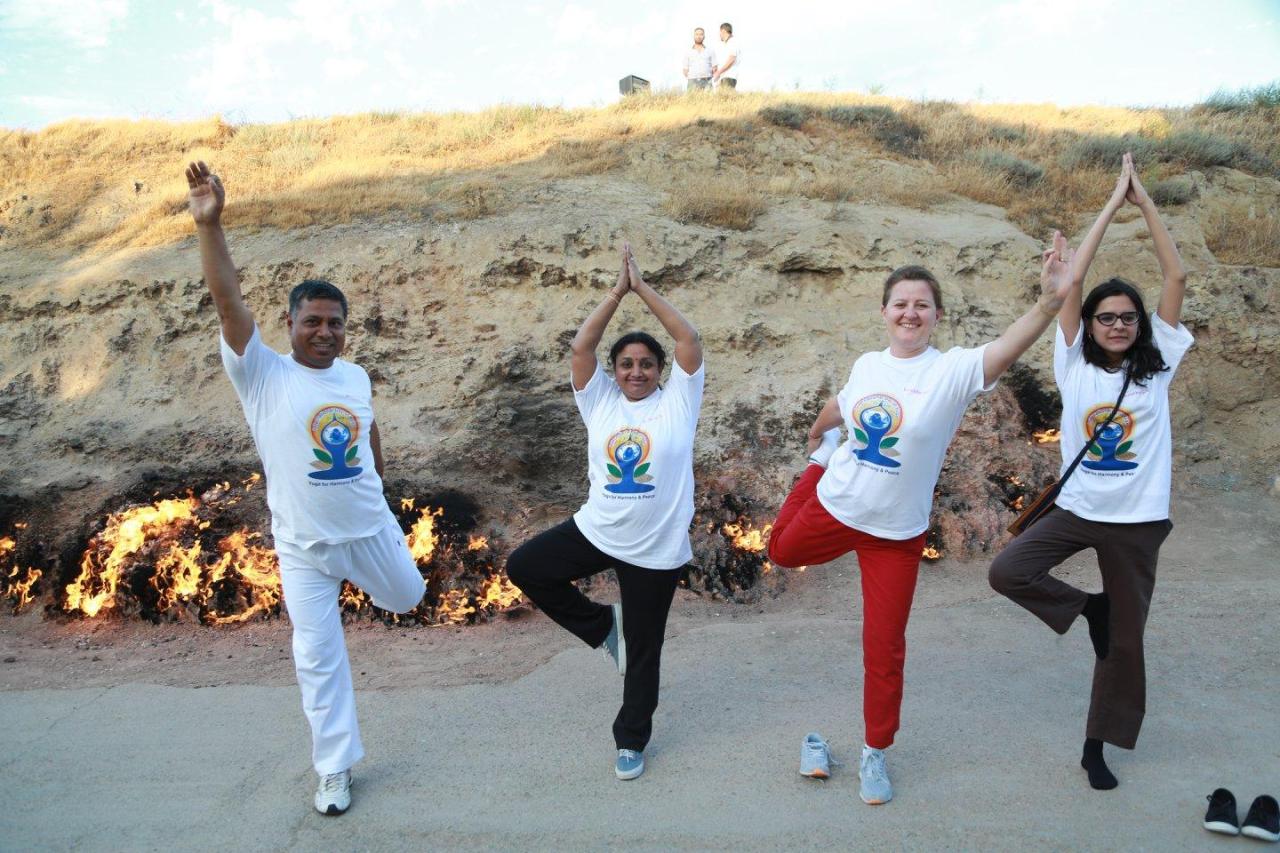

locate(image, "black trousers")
(506, 518), (681, 751)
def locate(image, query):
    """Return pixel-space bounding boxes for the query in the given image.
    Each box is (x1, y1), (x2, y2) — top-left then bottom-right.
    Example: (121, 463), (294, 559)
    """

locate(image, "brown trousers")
(988, 507), (1172, 749)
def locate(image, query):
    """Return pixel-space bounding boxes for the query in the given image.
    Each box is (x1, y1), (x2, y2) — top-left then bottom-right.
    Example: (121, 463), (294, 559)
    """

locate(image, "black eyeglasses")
(1092, 311), (1140, 327)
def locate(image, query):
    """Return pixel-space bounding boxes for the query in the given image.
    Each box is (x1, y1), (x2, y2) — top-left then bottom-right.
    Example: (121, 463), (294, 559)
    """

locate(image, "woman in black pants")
(506, 242), (703, 781)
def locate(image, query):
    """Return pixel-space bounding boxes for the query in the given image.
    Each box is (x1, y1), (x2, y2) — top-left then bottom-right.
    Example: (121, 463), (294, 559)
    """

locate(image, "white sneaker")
(807, 428), (841, 468)
(859, 746), (893, 805)
(315, 769), (352, 816)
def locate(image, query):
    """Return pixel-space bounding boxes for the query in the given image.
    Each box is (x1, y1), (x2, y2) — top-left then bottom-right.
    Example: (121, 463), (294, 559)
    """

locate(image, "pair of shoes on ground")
(600, 601), (626, 676)
(798, 733), (892, 805)
(315, 769), (352, 816)
(1206, 789), (1280, 841)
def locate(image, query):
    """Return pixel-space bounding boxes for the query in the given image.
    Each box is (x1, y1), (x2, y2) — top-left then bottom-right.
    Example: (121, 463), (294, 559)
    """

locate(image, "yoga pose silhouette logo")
(1081, 403), (1138, 471)
(604, 427), (655, 493)
(850, 394), (904, 468)
(307, 404), (364, 480)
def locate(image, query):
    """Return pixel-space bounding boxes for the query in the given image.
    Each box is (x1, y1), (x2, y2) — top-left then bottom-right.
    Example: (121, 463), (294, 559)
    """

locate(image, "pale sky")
(1, 0), (1277, 129)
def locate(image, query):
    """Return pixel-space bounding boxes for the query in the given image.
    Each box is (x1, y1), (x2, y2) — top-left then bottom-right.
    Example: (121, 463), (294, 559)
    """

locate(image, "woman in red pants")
(769, 243), (1075, 804)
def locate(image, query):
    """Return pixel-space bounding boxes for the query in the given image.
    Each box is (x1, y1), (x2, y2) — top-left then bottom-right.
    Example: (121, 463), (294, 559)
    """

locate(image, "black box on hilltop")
(619, 75), (650, 96)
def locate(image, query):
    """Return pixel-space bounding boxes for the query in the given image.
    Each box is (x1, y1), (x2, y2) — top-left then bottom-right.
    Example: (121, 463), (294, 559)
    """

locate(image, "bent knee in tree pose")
(505, 242), (703, 782)
(769, 233), (1074, 805)
(988, 152), (1192, 791)
(185, 161), (424, 816)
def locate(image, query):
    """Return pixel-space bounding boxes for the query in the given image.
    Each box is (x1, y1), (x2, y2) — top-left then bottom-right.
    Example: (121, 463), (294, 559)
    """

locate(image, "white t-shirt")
(1053, 314), (1194, 523)
(221, 326), (395, 547)
(817, 345), (994, 540)
(572, 361), (705, 570)
(719, 37), (740, 77)
(683, 45), (716, 79)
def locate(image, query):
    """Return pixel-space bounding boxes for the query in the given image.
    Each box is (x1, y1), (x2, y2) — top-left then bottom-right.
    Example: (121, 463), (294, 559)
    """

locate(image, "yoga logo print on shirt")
(604, 427), (655, 494)
(849, 393), (904, 469)
(1081, 403), (1138, 471)
(308, 404), (364, 481)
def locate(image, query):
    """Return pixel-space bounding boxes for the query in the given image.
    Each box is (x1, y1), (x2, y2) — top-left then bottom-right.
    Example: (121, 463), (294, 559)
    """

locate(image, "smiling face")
(288, 297), (346, 369)
(613, 342), (661, 401)
(1088, 294), (1140, 364)
(881, 279), (942, 357)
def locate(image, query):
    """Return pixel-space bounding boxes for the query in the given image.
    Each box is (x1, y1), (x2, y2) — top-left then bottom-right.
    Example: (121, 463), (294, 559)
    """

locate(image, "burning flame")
(921, 546), (942, 560)
(404, 503), (443, 563)
(722, 522), (772, 552)
(1033, 429), (1061, 444)
(52, 486), (520, 627)
(2, 535), (42, 613)
(65, 497), (199, 618)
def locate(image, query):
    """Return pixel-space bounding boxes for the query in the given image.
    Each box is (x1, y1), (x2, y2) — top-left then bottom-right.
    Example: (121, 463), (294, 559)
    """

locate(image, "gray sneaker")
(799, 732), (834, 779)
(600, 602), (626, 676)
(859, 747), (893, 805)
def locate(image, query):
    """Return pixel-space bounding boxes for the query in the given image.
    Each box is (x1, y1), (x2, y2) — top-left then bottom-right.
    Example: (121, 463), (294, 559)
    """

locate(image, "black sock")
(1081, 593), (1110, 660)
(1081, 738), (1117, 790)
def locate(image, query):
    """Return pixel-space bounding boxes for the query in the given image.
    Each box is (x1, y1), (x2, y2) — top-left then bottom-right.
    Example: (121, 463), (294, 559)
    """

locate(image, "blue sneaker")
(859, 746), (893, 804)
(615, 749), (644, 780)
(799, 732), (834, 779)
(600, 602), (626, 676)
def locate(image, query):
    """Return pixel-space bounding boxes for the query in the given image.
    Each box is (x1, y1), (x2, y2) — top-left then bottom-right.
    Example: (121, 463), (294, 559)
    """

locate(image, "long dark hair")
(1081, 278), (1168, 384)
(608, 331), (666, 371)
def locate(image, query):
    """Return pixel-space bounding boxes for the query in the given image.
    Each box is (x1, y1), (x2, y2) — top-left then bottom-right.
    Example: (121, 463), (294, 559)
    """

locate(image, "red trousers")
(768, 465), (925, 749)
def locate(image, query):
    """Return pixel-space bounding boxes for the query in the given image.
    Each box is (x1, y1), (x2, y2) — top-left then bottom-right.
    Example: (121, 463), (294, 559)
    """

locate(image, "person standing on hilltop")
(682, 27), (716, 92)
(712, 22), (739, 90)
(769, 241), (1077, 804)
(989, 153), (1193, 791)
(505, 243), (703, 783)
(184, 161), (425, 817)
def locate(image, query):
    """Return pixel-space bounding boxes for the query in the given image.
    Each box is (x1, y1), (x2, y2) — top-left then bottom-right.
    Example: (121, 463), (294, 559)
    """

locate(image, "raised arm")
(570, 248), (630, 391)
(981, 231), (1074, 386)
(1127, 162), (1188, 326)
(186, 161), (254, 354)
(625, 243), (703, 374)
(1061, 154), (1134, 345)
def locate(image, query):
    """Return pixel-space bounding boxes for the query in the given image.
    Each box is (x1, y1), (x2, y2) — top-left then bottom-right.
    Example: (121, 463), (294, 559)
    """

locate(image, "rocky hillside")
(2, 92), (1277, 607)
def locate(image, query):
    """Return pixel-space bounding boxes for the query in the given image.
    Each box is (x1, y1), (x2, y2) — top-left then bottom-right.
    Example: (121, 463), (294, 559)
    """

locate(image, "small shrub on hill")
(758, 103), (814, 129)
(975, 149), (1044, 186)
(825, 105), (925, 157)
(1148, 176), (1197, 206)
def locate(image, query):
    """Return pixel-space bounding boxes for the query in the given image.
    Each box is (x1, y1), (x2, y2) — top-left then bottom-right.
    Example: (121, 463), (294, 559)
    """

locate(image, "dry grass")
(1, 87), (1276, 252)
(664, 175), (767, 230)
(1204, 204), (1280, 266)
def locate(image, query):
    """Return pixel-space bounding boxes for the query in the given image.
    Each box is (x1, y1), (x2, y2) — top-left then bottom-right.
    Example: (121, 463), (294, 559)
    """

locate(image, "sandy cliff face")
(1, 150), (1277, 593)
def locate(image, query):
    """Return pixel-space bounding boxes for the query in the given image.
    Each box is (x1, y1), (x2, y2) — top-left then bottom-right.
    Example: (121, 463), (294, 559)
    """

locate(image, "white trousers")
(276, 517), (425, 774)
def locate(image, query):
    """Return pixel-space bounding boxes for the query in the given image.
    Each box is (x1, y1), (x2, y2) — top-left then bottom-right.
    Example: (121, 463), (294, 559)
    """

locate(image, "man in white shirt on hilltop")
(682, 27), (716, 92)
(713, 22), (740, 90)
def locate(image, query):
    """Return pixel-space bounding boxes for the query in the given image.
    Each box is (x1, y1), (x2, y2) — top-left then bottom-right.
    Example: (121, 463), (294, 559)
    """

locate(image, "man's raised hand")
(185, 161), (225, 226)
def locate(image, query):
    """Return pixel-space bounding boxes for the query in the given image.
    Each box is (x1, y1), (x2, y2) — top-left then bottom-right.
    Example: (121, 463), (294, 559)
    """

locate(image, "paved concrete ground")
(3, 491), (1277, 851)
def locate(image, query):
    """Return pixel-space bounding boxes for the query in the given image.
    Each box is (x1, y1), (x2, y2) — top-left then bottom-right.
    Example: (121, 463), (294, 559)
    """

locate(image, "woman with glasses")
(989, 153), (1194, 791)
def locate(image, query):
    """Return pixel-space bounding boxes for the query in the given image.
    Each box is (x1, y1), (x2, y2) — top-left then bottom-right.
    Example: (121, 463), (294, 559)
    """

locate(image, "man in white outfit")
(713, 22), (740, 90)
(184, 160), (426, 817)
(682, 27), (716, 91)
